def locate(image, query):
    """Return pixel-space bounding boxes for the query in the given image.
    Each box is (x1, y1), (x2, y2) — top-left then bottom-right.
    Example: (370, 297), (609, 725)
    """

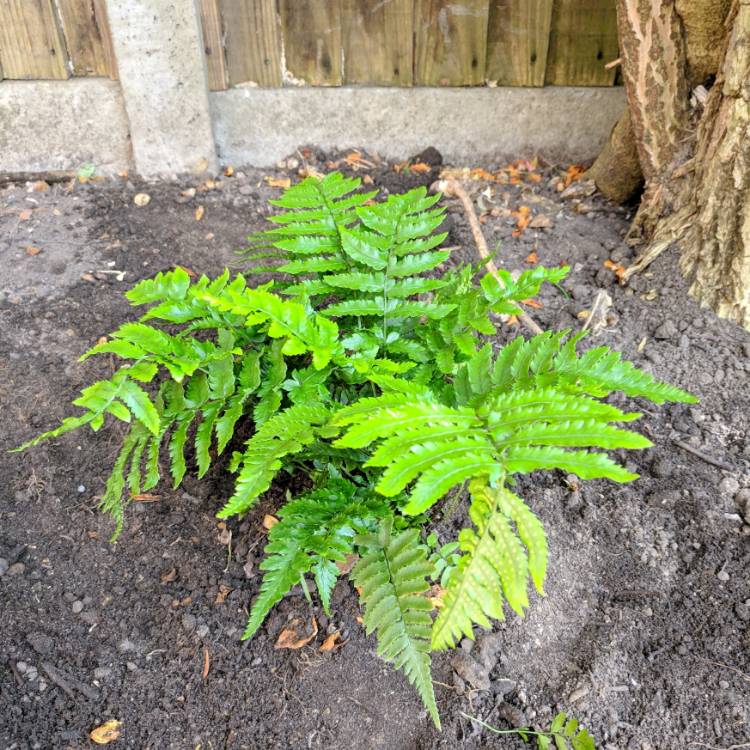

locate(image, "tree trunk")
(679, 1), (750, 327)
(593, 0), (750, 329)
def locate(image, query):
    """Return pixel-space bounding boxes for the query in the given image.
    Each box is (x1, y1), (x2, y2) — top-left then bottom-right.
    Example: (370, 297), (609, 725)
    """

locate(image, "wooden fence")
(0, 0), (619, 89)
(0, 0), (116, 80)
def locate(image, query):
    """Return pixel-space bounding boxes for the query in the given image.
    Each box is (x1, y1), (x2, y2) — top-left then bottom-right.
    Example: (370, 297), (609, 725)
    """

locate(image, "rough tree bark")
(591, 0), (750, 330)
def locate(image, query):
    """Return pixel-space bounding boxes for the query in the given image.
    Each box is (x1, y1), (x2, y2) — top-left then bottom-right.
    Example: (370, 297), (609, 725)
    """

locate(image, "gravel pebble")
(0, 558), (8, 576)
(71, 600), (84, 614)
(26, 632), (54, 655)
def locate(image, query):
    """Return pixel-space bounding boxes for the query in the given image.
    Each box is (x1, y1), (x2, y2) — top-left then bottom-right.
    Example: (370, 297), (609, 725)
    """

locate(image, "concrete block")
(211, 86), (626, 167)
(0, 79), (130, 175)
(105, 0), (218, 178)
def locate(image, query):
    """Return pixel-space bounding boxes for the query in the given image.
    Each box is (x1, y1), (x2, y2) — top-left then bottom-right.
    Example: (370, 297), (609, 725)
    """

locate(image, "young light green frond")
(431, 481), (546, 650)
(125, 266), (192, 305)
(353, 519), (440, 728)
(217, 403), (331, 518)
(243, 479), (387, 639)
(99, 428), (142, 541)
(493, 419), (652, 451)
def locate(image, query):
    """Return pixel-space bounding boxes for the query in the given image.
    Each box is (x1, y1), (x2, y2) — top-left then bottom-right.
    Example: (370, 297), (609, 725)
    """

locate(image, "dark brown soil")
(1, 151), (749, 750)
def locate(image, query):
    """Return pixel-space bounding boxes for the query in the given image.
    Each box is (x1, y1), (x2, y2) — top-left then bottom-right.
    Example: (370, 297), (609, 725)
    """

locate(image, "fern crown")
(17, 172), (696, 727)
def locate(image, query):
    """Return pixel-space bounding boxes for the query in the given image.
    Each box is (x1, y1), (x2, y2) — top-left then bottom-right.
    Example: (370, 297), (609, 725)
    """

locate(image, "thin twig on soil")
(434, 178), (543, 336)
(688, 743), (750, 750)
(672, 439), (734, 471)
(697, 657), (750, 683)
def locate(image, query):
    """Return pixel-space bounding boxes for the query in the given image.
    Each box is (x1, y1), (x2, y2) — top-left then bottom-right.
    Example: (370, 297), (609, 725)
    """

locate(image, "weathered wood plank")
(341, 0), (413, 86)
(545, 0), (619, 86)
(57, 0), (117, 78)
(221, 0), (281, 87)
(199, 0), (227, 90)
(486, 0), (553, 86)
(280, 0), (342, 86)
(414, 0), (489, 86)
(0, 0), (70, 79)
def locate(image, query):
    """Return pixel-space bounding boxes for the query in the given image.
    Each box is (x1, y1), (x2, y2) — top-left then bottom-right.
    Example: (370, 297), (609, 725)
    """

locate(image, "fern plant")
(15, 172), (696, 727)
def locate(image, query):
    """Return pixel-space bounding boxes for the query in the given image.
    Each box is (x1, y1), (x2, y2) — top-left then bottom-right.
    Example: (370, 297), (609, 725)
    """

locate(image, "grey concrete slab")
(211, 86), (625, 167)
(105, 0), (218, 178)
(0, 79), (130, 175)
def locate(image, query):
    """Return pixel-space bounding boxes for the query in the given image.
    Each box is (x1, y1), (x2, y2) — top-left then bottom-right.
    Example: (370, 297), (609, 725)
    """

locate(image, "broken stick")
(434, 178), (543, 336)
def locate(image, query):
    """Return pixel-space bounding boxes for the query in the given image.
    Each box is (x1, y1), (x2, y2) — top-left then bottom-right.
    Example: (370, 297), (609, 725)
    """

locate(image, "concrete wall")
(0, 79), (130, 175)
(211, 86), (625, 167)
(0, 0), (626, 178)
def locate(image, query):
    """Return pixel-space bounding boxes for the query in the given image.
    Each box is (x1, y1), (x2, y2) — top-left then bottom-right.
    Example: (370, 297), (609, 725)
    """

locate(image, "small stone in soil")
(0, 558), (8, 576)
(6, 562), (25, 576)
(26, 632), (54, 655)
(77, 485), (85, 493)
(71, 600), (84, 613)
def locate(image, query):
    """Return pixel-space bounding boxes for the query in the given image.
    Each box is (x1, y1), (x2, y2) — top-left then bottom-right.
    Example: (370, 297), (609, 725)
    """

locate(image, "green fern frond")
(243, 479), (387, 639)
(217, 403), (331, 519)
(353, 518), (440, 728)
(432, 480), (547, 650)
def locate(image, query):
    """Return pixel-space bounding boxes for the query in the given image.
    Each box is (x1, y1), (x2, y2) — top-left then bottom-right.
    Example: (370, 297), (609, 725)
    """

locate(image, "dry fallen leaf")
(275, 617), (318, 650)
(133, 193), (151, 207)
(319, 632), (342, 652)
(224, 165), (234, 177)
(202, 646), (210, 679)
(160, 568), (177, 583)
(195, 205), (205, 221)
(335, 553), (358, 575)
(174, 264), (197, 278)
(19, 209), (32, 221)
(524, 251), (538, 265)
(265, 176), (292, 189)
(25, 245), (41, 256)
(428, 584), (446, 609)
(33, 180), (49, 192)
(603, 259), (626, 280)
(409, 162), (432, 174)
(521, 298), (544, 309)
(89, 720), (121, 745)
(529, 213), (552, 229)
(131, 493), (160, 503)
(356, 615), (364, 625)
(564, 164), (586, 187)
(511, 205), (531, 237)
(217, 521), (231, 546)
(181, 187), (196, 198)
(262, 514), (279, 530)
(214, 584), (232, 605)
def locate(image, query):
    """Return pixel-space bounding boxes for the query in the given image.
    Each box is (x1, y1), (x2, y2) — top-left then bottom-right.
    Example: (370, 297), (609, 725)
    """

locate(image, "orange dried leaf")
(131, 493), (160, 503)
(319, 632), (341, 652)
(335, 553), (358, 575)
(224, 165), (234, 177)
(25, 245), (41, 256)
(265, 176), (292, 189)
(275, 617), (318, 650)
(521, 298), (544, 309)
(214, 584), (232, 605)
(262, 514), (279, 530)
(89, 720), (121, 745)
(194, 205), (205, 221)
(564, 164), (585, 187)
(409, 162), (431, 174)
(19, 209), (32, 221)
(524, 251), (538, 265)
(202, 646), (210, 679)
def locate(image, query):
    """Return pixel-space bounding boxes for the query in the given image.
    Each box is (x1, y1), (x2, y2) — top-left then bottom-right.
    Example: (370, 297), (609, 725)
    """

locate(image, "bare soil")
(1, 150), (748, 750)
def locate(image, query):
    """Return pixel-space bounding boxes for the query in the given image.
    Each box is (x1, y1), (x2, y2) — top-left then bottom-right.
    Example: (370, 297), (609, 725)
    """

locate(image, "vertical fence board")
(222, 0), (281, 87)
(545, 0), (619, 86)
(485, 0), (553, 86)
(200, 0), (227, 90)
(415, 0), (490, 86)
(0, 0), (70, 79)
(342, 0), (413, 86)
(57, 0), (116, 78)
(280, 0), (342, 86)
